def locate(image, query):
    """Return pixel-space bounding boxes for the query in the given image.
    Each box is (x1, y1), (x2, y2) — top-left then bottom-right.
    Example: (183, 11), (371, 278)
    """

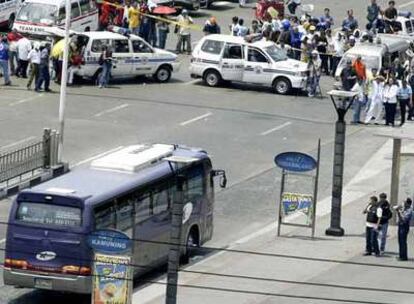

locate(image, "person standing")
(383, 78), (399, 126)
(175, 10), (193, 54)
(16, 36), (32, 78)
(397, 80), (412, 126)
(340, 59), (357, 91)
(378, 193), (392, 254)
(128, 2), (140, 35)
(7, 30), (21, 76)
(26, 42), (40, 90)
(307, 50), (321, 97)
(353, 55), (367, 82)
(396, 198), (413, 261)
(98, 45), (113, 89)
(0, 36), (11, 86)
(384, 0), (398, 33)
(367, 0), (381, 32)
(363, 196), (382, 257)
(365, 76), (385, 124)
(342, 9), (358, 33)
(35, 43), (51, 92)
(203, 17), (221, 35)
(236, 19), (249, 37)
(351, 80), (366, 124)
(157, 21), (169, 49)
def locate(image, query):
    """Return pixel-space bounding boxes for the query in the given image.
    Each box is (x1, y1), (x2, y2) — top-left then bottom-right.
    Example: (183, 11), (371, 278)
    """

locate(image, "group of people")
(364, 193), (413, 261)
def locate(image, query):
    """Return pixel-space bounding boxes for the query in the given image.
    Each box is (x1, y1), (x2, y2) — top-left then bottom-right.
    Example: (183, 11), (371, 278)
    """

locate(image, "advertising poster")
(92, 253), (132, 304)
(281, 192), (313, 221)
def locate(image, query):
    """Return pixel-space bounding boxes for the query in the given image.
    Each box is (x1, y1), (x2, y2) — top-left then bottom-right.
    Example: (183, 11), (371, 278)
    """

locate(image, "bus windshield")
(16, 202), (81, 227)
(16, 3), (58, 25)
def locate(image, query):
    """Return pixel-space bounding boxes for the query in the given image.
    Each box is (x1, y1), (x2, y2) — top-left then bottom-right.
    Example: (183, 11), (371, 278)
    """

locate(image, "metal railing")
(0, 129), (60, 186)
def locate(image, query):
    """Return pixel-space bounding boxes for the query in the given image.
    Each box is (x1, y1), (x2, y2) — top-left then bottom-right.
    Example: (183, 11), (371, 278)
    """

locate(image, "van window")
(247, 48), (269, 63)
(80, 0), (92, 13)
(71, 2), (81, 19)
(114, 39), (130, 53)
(406, 20), (413, 34)
(57, 7), (65, 23)
(91, 39), (111, 52)
(132, 40), (152, 53)
(223, 44), (243, 59)
(16, 202), (81, 227)
(94, 202), (116, 229)
(201, 40), (224, 55)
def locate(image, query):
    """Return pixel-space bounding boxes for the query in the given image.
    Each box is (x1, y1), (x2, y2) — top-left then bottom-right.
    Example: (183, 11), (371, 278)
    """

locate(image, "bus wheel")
(181, 229), (199, 264)
(8, 14), (15, 30)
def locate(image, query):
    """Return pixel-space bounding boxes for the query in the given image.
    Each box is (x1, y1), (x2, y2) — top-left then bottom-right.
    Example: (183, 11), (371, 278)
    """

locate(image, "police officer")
(363, 196), (382, 257)
(396, 198), (413, 261)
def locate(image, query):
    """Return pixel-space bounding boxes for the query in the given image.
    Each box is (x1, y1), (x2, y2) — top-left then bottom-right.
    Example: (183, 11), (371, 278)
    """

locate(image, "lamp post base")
(325, 227), (345, 237)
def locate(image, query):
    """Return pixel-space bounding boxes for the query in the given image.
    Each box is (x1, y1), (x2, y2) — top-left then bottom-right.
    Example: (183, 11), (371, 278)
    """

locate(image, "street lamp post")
(325, 90), (358, 237)
(163, 155), (199, 304)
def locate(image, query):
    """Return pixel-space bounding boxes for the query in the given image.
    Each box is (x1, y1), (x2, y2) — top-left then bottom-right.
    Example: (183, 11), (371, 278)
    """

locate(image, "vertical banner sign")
(88, 230), (133, 304)
(275, 140), (321, 237)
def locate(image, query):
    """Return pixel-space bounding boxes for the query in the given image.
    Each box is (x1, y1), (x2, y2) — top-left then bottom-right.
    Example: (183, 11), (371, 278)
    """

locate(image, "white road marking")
(260, 121), (292, 136)
(94, 104), (129, 117)
(179, 112), (212, 126)
(1, 136), (36, 150)
(71, 146), (124, 168)
(8, 94), (44, 106)
(399, 0), (414, 8)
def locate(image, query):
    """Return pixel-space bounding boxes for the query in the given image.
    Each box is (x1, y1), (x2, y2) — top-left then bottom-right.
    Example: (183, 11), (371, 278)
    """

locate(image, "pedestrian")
(397, 80), (412, 126)
(236, 19), (249, 37)
(332, 32), (345, 75)
(128, 2), (140, 35)
(7, 29), (21, 76)
(290, 26), (302, 61)
(351, 80), (366, 124)
(406, 68), (414, 121)
(307, 50), (321, 97)
(287, 0), (301, 15)
(353, 55), (367, 82)
(396, 198), (413, 261)
(0, 36), (11, 86)
(175, 9), (193, 54)
(98, 45), (113, 89)
(157, 21), (169, 49)
(367, 0), (381, 32)
(384, 0), (399, 33)
(320, 8), (334, 29)
(316, 30), (329, 75)
(35, 43), (51, 92)
(229, 16), (239, 36)
(365, 76), (385, 124)
(363, 196), (382, 257)
(378, 193), (392, 254)
(67, 52), (84, 86)
(250, 20), (261, 34)
(383, 78), (399, 126)
(340, 59), (357, 91)
(203, 17), (221, 35)
(16, 36), (32, 78)
(342, 9), (358, 33)
(26, 42), (40, 90)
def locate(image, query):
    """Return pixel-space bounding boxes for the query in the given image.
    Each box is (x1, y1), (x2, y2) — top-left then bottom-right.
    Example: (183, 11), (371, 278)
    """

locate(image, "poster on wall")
(92, 253), (132, 304)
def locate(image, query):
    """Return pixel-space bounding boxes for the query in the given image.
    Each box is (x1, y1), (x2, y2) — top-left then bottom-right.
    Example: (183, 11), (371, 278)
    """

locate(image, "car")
(189, 34), (308, 95)
(72, 31), (180, 83)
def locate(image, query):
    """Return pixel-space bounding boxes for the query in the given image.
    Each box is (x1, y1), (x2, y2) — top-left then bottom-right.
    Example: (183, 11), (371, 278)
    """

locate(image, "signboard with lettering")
(88, 229), (132, 254)
(281, 192), (313, 224)
(274, 152), (317, 172)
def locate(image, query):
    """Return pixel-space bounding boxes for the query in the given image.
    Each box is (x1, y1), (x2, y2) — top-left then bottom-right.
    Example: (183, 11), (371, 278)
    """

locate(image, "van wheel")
(154, 66), (171, 83)
(85, 27), (90, 32)
(8, 14), (15, 30)
(203, 70), (221, 87)
(181, 230), (199, 264)
(273, 77), (291, 95)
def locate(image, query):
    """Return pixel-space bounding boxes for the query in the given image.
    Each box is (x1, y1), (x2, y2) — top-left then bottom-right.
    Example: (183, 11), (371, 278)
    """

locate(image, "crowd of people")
(364, 193), (413, 261)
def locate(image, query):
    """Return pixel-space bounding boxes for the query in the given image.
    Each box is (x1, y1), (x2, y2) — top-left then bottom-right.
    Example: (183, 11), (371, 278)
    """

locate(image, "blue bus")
(4, 144), (226, 294)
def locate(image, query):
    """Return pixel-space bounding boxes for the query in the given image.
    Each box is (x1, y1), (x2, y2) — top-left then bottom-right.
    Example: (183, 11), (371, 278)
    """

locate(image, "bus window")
(71, 2), (81, 19)
(153, 186), (169, 214)
(116, 197), (134, 231)
(94, 202), (116, 229)
(186, 166), (205, 202)
(57, 6), (65, 23)
(135, 193), (151, 223)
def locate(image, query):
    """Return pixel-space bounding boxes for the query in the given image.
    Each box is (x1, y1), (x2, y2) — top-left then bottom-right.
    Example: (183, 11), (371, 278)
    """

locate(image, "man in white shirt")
(363, 196), (382, 256)
(365, 76), (385, 124)
(383, 78), (399, 126)
(26, 42), (40, 90)
(16, 37), (32, 78)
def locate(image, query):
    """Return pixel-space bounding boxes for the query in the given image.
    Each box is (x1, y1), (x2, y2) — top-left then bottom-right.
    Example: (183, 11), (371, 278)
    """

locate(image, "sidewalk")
(133, 126), (414, 304)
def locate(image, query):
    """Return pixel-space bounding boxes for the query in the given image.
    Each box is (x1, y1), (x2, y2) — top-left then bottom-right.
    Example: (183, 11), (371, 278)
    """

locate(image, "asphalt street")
(0, 0), (414, 303)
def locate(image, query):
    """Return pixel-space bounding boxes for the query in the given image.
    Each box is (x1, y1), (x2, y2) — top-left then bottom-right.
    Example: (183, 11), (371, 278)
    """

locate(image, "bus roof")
(19, 144), (209, 207)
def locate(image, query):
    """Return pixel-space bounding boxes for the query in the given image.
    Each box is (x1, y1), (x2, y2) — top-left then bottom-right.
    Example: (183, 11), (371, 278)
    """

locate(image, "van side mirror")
(211, 169), (227, 188)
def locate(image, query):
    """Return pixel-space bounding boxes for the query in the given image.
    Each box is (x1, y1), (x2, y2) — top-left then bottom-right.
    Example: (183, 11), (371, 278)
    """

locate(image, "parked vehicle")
(13, 0), (99, 40)
(4, 143), (227, 294)
(190, 34), (308, 95)
(0, 0), (21, 29)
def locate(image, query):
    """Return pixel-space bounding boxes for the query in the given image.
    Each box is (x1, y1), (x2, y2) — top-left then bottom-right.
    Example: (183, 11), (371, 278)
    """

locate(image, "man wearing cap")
(176, 10), (193, 54)
(396, 198), (413, 261)
(0, 36), (11, 86)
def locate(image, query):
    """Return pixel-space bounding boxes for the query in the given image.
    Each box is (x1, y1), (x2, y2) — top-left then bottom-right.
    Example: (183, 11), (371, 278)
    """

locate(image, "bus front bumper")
(3, 268), (91, 294)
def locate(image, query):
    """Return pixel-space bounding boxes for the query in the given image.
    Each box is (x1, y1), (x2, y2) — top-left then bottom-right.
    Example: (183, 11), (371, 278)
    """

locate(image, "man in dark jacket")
(363, 196), (382, 256)
(378, 193), (392, 254)
(396, 198), (413, 261)
(340, 59), (357, 91)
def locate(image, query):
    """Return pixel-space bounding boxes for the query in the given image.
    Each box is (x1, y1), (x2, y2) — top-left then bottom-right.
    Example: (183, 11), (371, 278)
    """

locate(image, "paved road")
(1, 0), (414, 303)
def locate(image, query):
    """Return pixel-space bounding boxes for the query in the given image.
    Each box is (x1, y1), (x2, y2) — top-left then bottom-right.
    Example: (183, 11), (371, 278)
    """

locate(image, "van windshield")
(16, 202), (81, 227)
(264, 45), (288, 62)
(340, 54), (380, 71)
(16, 3), (57, 25)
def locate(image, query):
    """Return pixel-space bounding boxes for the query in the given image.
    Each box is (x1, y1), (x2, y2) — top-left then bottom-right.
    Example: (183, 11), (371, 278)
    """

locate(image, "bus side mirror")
(211, 169), (227, 188)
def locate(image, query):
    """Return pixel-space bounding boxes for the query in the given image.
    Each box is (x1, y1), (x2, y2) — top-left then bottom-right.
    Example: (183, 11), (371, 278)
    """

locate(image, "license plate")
(35, 278), (52, 290)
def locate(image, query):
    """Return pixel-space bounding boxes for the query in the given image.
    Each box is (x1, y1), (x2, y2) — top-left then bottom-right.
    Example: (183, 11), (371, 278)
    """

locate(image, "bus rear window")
(16, 202), (81, 227)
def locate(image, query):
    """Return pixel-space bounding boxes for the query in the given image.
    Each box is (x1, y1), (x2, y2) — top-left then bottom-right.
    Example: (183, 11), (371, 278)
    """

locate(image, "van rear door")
(6, 195), (91, 279)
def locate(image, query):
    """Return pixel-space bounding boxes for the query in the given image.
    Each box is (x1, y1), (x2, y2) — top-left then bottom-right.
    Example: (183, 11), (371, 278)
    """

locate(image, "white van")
(13, 0), (98, 40)
(189, 35), (308, 95)
(0, 0), (20, 29)
(73, 31), (180, 83)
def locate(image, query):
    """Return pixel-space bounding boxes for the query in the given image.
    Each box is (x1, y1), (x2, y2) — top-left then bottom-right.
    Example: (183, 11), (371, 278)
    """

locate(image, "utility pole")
(57, 0), (71, 162)
(166, 174), (185, 304)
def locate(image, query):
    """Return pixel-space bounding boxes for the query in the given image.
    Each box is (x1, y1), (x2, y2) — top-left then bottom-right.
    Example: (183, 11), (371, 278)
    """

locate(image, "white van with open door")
(0, 0), (20, 29)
